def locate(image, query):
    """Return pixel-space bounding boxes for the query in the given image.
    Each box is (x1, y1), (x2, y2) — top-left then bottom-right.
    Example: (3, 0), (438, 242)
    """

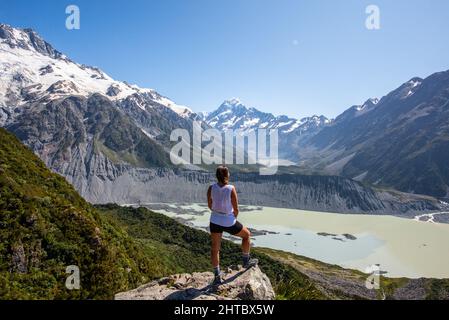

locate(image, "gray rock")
(114, 265), (275, 300)
(106, 85), (121, 97)
(342, 234), (357, 240)
(39, 65), (54, 76)
(11, 241), (27, 274)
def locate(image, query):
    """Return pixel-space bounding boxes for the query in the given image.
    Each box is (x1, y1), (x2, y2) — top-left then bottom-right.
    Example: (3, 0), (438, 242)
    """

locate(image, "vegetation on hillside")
(2, 127), (448, 300)
(0, 128), (154, 299)
(0, 127), (324, 299)
(97, 204), (326, 300)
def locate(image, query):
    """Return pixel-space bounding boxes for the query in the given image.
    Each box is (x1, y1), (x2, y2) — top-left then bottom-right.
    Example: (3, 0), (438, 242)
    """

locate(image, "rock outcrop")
(114, 265), (275, 300)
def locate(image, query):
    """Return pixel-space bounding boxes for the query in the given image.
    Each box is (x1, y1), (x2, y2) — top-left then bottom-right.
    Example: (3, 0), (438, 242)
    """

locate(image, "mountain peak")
(408, 77), (424, 85)
(0, 23), (194, 119)
(203, 99), (330, 135)
(223, 97), (243, 105)
(389, 77), (424, 100)
(366, 97), (379, 105)
(356, 97), (379, 111)
(221, 98), (247, 111)
(0, 24), (63, 60)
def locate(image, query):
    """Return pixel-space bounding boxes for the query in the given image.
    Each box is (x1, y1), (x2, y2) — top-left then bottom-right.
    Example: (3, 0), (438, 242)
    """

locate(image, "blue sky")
(2, 0), (449, 118)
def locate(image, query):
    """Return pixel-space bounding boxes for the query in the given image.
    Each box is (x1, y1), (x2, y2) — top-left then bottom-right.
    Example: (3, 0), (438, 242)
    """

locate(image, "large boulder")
(115, 265), (275, 300)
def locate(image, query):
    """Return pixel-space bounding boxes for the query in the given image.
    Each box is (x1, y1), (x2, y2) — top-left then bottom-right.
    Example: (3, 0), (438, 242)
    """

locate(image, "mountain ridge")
(201, 71), (449, 199)
(0, 23), (198, 123)
(1, 22), (448, 205)
(308, 70), (449, 198)
(201, 98), (331, 135)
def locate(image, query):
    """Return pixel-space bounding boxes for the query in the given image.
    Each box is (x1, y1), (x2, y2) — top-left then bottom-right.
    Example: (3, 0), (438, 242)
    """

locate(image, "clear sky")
(2, 0), (449, 118)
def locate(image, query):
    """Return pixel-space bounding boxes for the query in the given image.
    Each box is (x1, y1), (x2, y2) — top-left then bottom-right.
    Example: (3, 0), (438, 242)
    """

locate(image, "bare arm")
(231, 186), (239, 217)
(207, 186), (213, 210)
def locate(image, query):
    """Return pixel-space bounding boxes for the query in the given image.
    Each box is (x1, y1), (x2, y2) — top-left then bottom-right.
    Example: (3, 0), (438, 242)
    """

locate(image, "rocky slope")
(0, 128), (161, 299)
(305, 72), (449, 198)
(6, 93), (177, 195)
(88, 168), (441, 216)
(115, 265), (275, 300)
(0, 23), (203, 174)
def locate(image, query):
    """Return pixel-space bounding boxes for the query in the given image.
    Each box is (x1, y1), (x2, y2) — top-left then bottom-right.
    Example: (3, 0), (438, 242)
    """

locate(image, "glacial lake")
(133, 203), (449, 279)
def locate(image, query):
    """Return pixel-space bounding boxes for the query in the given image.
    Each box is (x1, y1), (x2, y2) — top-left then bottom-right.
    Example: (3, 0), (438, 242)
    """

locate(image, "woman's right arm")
(231, 186), (239, 218)
(207, 186), (213, 210)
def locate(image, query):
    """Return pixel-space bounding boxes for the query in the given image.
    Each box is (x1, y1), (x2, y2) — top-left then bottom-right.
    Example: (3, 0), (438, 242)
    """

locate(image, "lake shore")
(125, 203), (449, 279)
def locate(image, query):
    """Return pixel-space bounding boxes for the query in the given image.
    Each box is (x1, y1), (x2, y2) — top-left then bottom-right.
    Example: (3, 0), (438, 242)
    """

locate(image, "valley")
(1, 22), (449, 301)
(1, 23), (448, 214)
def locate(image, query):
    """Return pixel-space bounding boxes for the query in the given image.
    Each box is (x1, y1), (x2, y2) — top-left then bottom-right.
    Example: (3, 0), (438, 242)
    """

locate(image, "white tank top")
(210, 183), (236, 227)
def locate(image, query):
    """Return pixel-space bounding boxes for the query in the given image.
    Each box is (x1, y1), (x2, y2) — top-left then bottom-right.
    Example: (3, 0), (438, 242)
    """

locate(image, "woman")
(207, 166), (258, 285)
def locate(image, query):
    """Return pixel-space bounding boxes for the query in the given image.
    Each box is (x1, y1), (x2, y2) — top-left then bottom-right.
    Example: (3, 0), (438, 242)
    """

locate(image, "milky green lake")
(141, 203), (449, 279)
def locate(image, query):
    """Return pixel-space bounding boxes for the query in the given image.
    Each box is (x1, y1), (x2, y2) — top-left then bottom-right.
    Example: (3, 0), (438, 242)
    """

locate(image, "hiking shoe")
(212, 273), (223, 286)
(244, 258), (259, 269)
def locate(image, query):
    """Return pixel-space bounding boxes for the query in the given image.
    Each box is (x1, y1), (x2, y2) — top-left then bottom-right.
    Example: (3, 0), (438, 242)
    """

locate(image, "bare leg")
(210, 232), (222, 268)
(235, 227), (251, 255)
(235, 227), (258, 267)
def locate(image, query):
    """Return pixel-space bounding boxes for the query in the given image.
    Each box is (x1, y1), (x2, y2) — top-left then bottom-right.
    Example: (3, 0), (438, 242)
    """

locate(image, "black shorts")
(210, 221), (244, 235)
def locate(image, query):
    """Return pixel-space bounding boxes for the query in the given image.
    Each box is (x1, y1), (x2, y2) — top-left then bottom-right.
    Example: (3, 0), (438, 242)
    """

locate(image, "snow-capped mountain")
(202, 98), (330, 135)
(1, 23), (448, 201)
(307, 71), (449, 198)
(0, 23), (195, 127)
(0, 23), (208, 200)
(332, 97), (379, 124)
